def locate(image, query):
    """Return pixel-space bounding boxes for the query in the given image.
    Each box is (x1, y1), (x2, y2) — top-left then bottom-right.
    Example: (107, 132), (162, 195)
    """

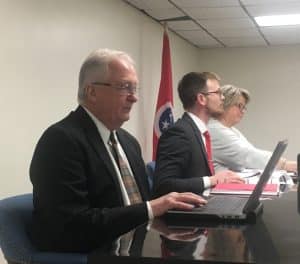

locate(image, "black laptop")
(165, 140), (288, 224)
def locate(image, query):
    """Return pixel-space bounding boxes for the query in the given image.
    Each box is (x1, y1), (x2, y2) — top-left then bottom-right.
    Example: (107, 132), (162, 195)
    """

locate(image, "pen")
(243, 171), (261, 178)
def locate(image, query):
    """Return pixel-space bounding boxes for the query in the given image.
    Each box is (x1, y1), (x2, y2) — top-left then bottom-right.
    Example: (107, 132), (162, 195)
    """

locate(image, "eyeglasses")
(91, 82), (138, 95)
(235, 103), (247, 112)
(201, 89), (222, 96)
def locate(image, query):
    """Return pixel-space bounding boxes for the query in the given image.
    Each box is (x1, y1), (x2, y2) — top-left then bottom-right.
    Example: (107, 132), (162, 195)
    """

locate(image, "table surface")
(89, 186), (300, 264)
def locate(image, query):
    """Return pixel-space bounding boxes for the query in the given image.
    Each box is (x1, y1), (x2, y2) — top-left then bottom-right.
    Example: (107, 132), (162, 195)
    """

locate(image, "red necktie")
(203, 131), (214, 175)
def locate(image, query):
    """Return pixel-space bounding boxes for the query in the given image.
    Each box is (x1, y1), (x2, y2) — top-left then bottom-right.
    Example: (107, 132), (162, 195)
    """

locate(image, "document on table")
(237, 169), (293, 185)
(210, 169), (294, 197)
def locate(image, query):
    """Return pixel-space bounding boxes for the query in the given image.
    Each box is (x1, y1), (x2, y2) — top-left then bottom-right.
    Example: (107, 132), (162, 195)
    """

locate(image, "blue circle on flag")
(154, 102), (174, 138)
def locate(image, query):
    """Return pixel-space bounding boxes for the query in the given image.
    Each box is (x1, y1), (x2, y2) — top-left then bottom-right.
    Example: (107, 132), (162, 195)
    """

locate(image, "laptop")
(165, 140), (288, 224)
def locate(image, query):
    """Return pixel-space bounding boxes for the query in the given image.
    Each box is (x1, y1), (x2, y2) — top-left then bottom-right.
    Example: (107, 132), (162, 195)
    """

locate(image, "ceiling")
(123, 0), (300, 48)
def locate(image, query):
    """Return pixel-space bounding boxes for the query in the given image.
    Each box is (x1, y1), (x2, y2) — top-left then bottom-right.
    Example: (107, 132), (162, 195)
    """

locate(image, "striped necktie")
(109, 132), (142, 204)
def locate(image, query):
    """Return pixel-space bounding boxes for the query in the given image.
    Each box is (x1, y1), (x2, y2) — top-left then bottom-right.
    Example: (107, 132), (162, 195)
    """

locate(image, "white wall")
(2, 0), (299, 199)
(195, 45), (300, 161)
(0, 0), (200, 198)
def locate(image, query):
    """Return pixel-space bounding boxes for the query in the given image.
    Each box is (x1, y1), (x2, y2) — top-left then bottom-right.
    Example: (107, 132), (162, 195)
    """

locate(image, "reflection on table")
(89, 187), (300, 264)
(155, 218), (252, 263)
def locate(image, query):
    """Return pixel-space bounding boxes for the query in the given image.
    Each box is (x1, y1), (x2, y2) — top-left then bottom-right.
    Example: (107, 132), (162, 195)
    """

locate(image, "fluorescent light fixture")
(255, 14), (300, 26)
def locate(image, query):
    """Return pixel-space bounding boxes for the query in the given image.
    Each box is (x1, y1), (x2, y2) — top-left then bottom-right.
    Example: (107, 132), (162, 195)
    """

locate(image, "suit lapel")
(182, 113), (211, 174)
(74, 106), (122, 197)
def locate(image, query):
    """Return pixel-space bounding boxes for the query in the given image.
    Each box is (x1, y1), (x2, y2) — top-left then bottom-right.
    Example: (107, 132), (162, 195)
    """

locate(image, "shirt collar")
(186, 111), (208, 134)
(82, 106), (111, 144)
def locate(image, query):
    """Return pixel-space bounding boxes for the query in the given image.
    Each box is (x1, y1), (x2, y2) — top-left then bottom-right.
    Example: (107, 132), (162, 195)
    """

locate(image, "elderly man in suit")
(154, 72), (243, 197)
(30, 49), (206, 253)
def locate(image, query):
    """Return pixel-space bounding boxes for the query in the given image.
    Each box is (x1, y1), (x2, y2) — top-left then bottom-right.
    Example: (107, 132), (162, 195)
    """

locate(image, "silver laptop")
(165, 140), (288, 224)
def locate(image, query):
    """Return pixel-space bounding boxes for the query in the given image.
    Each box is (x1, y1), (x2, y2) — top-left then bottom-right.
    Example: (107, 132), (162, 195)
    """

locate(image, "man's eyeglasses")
(235, 103), (247, 112)
(201, 89), (222, 96)
(91, 82), (138, 95)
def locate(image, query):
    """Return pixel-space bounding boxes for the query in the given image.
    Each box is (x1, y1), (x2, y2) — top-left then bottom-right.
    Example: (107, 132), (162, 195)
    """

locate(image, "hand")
(149, 192), (207, 217)
(210, 170), (245, 186)
(284, 161), (297, 173)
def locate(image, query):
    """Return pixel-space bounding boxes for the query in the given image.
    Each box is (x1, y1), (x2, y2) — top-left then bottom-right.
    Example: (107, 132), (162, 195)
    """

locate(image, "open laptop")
(165, 140), (288, 224)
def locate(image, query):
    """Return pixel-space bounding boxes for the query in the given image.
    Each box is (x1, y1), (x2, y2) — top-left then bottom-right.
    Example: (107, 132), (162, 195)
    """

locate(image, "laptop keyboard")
(194, 195), (247, 214)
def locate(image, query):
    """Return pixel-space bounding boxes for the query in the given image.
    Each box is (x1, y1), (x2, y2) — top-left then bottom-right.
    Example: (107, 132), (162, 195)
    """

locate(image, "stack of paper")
(211, 183), (279, 196)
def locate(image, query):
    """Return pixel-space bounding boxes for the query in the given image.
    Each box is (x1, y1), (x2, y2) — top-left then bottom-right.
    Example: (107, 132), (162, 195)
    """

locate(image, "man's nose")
(128, 93), (138, 102)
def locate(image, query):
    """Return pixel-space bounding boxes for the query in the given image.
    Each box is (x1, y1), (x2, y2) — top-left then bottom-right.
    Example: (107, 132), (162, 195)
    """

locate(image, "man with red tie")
(154, 72), (243, 197)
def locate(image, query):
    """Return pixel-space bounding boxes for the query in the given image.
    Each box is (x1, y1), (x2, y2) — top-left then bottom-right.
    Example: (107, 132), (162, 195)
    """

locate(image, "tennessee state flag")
(152, 27), (174, 160)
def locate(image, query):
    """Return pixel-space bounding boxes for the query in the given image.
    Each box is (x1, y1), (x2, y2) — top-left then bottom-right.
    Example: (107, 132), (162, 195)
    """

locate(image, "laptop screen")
(243, 140), (288, 213)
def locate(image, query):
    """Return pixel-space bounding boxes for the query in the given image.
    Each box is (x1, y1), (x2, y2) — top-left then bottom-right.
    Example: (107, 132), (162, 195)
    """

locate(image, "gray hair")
(221, 84), (250, 110)
(77, 48), (135, 104)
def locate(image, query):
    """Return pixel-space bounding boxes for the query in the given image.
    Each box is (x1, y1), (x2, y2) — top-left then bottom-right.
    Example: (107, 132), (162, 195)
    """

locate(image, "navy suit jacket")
(153, 112), (212, 197)
(30, 106), (150, 252)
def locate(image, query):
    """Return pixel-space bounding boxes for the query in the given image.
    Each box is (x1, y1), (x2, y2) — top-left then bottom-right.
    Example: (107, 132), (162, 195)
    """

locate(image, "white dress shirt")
(83, 107), (153, 219)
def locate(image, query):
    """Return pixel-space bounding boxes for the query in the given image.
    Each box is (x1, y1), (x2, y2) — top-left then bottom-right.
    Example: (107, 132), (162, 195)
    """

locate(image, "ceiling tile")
(167, 20), (200, 30)
(177, 29), (212, 39)
(177, 30), (222, 48)
(125, 0), (174, 10)
(124, 0), (147, 9)
(123, 0), (300, 48)
(171, 0), (239, 8)
(124, 0), (149, 10)
(145, 8), (184, 20)
(198, 18), (256, 29)
(220, 36), (267, 47)
(261, 25), (300, 45)
(246, 3), (300, 17)
(177, 29), (221, 46)
(183, 6), (248, 19)
(142, 0), (176, 9)
(195, 42), (223, 48)
(261, 25), (300, 36)
(209, 27), (260, 37)
(241, 0), (299, 5)
(266, 35), (300, 45)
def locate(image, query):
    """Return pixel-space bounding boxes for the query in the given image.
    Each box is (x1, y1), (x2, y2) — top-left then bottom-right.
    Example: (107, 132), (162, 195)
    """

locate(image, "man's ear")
(196, 93), (207, 106)
(85, 85), (97, 103)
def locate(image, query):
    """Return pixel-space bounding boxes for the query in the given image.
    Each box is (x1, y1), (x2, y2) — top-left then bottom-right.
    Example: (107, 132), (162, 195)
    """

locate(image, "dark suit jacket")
(29, 106), (150, 253)
(153, 112), (211, 197)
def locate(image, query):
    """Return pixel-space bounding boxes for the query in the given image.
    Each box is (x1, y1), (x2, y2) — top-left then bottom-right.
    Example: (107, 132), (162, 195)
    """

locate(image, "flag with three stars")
(152, 27), (174, 160)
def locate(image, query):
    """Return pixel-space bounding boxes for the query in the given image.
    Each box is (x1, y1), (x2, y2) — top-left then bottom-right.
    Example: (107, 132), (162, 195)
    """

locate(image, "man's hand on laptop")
(150, 192), (207, 217)
(210, 170), (245, 186)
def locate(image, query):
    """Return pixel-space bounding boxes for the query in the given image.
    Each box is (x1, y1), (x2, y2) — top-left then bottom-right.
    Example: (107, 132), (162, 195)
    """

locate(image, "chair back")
(146, 161), (156, 192)
(0, 194), (87, 264)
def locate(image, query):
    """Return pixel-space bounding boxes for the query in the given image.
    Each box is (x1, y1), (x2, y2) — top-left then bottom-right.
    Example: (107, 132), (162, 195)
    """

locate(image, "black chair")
(0, 194), (87, 264)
